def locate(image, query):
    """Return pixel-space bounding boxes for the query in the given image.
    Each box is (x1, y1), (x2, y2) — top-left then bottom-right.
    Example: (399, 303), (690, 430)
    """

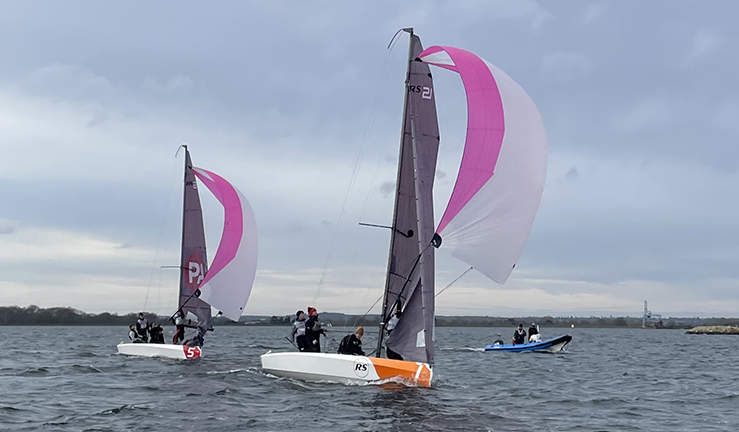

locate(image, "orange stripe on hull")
(369, 357), (432, 387)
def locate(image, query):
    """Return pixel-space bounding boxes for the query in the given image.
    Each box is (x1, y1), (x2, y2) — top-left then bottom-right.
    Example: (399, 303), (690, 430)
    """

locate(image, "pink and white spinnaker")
(419, 46), (547, 284)
(192, 167), (258, 321)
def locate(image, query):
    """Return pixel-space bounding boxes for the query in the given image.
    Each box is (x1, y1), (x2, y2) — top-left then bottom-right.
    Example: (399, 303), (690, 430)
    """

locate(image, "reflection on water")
(365, 386), (433, 427)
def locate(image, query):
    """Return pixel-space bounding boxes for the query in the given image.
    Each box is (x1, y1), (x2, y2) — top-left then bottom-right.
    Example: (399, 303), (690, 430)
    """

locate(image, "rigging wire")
(352, 292), (385, 329)
(313, 38), (401, 302)
(435, 266), (474, 298)
(350, 266), (475, 341)
(142, 150), (182, 314)
(359, 34), (405, 221)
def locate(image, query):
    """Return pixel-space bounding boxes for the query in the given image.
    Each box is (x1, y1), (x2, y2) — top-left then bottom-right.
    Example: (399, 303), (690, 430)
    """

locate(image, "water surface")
(0, 326), (736, 431)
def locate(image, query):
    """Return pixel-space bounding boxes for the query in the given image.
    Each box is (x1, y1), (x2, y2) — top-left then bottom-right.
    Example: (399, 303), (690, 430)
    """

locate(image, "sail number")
(184, 346), (201, 359)
(189, 261), (205, 285)
(409, 85), (433, 100)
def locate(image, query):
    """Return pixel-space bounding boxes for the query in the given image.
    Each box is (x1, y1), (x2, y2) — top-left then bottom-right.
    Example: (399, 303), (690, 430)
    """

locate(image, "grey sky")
(1, 1), (737, 318)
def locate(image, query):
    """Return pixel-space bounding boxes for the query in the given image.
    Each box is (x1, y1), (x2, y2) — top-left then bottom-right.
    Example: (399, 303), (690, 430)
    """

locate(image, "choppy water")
(0, 326), (737, 431)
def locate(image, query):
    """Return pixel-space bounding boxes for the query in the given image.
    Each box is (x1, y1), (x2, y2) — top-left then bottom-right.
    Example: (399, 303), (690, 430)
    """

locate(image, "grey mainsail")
(378, 30), (440, 365)
(179, 147), (213, 332)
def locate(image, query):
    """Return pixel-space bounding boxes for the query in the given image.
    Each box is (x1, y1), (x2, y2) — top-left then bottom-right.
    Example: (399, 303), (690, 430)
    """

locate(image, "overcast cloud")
(1, 1), (737, 318)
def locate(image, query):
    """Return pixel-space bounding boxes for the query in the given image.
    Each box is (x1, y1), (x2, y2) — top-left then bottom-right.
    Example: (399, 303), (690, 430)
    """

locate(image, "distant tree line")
(248, 313), (739, 329)
(1, 306), (736, 328)
(0, 305), (160, 326)
(0, 305), (241, 326)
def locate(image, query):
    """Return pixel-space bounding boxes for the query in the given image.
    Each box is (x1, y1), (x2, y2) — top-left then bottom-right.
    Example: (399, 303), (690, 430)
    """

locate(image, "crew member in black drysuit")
(304, 307), (326, 352)
(136, 312), (149, 342)
(338, 327), (366, 356)
(290, 310), (308, 352)
(149, 322), (165, 344)
(184, 327), (206, 347)
(512, 324), (527, 345)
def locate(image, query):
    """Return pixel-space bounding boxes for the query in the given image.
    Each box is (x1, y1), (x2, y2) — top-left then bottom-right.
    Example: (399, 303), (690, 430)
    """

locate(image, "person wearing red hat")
(304, 307), (326, 352)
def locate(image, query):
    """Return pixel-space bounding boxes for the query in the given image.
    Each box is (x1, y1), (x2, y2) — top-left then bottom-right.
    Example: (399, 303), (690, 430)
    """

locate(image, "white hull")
(117, 343), (202, 360)
(546, 340), (569, 353)
(260, 352), (432, 387)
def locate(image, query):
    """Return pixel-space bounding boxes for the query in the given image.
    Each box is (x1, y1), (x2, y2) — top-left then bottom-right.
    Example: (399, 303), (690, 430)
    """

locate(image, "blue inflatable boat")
(484, 335), (572, 353)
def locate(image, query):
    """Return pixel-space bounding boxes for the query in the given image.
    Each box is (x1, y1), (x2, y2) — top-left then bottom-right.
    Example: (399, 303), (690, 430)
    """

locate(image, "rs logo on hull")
(353, 358), (370, 378)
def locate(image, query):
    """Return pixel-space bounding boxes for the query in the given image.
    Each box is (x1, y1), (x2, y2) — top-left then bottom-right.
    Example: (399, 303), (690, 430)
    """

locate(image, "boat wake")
(440, 347), (485, 352)
(259, 369), (426, 389)
(205, 368), (251, 375)
(99, 404), (152, 416)
(365, 376), (429, 389)
(68, 364), (103, 374)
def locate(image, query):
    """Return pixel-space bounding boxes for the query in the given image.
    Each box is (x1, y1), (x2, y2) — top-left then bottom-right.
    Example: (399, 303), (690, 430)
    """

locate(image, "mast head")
(176, 143), (189, 158)
(387, 28), (415, 49)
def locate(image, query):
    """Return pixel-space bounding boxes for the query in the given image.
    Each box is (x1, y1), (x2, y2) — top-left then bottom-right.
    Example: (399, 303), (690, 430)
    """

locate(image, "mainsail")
(379, 31), (440, 365)
(418, 46), (547, 284)
(179, 149), (213, 331)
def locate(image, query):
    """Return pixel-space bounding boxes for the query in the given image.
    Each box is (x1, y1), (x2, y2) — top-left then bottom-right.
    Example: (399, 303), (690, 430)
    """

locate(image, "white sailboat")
(261, 28), (547, 385)
(117, 145), (258, 360)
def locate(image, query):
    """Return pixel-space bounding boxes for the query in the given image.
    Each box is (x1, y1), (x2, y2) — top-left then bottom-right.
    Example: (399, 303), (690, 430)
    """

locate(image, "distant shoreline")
(1, 305), (737, 329)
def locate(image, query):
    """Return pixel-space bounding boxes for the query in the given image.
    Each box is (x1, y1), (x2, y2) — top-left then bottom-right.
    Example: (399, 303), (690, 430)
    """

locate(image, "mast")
(178, 146), (213, 333)
(377, 30), (440, 363)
